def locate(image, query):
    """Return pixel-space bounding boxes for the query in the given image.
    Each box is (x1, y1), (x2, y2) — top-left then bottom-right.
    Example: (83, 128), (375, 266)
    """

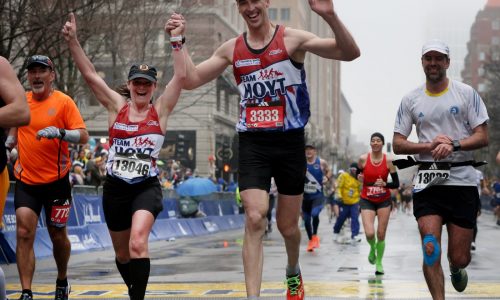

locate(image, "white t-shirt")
(394, 80), (489, 186)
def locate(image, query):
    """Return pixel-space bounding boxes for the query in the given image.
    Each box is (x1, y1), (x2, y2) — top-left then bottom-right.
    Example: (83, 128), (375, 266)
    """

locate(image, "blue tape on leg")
(422, 234), (440, 266)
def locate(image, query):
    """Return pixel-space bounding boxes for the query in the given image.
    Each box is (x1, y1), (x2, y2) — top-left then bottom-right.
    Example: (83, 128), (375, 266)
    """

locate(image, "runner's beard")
(425, 69), (446, 84)
(31, 85), (47, 95)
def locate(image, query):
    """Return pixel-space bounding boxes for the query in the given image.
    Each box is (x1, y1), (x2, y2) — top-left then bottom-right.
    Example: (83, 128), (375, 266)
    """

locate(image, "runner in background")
(8, 54), (89, 300)
(359, 132), (399, 275)
(303, 144), (331, 252)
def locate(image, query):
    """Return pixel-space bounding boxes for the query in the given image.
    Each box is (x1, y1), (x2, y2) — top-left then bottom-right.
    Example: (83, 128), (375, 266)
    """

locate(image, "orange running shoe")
(312, 235), (320, 249)
(306, 239), (315, 252)
(285, 272), (305, 300)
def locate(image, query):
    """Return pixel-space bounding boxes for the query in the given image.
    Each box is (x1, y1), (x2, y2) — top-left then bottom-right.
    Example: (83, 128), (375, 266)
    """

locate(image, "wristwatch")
(452, 140), (461, 151)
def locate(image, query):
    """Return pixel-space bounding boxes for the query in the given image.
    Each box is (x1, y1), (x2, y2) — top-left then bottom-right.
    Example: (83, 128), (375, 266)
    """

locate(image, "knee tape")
(422, 234), (440, 266)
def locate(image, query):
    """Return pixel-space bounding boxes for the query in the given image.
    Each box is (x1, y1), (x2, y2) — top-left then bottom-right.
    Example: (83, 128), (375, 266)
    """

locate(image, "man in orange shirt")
(6, 55), (88, 300)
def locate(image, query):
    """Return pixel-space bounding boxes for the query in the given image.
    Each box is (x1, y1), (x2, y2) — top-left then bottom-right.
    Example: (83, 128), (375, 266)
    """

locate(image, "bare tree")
(482, 53), (500, 175)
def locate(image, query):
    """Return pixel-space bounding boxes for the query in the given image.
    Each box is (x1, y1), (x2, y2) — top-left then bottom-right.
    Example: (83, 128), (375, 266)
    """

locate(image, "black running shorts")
(238, 129), (306, 195)
(103, 175), (163, 231)
(412, 185), (479, 229)
(14, 173), (72, 228)
(360, 198), (392, 211)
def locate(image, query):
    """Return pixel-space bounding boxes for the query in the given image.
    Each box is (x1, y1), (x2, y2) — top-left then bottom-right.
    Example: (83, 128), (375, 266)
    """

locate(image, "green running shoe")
(450, 268), (468, 292)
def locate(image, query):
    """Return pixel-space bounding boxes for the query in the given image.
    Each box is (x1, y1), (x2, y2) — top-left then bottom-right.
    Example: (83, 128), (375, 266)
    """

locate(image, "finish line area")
(6, 281), (500, 299)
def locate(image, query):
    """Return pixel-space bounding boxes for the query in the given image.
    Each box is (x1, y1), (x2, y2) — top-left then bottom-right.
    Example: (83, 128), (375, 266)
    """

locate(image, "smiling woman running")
(358, 132), (399, 275)
(62, 12), (186, 299)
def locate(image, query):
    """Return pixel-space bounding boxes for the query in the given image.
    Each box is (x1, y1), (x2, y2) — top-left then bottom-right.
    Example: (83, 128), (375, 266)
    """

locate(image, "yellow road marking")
(7, 281), (500, 298)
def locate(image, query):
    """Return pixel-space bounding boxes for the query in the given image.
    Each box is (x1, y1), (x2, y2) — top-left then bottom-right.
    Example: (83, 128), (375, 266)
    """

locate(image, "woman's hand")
(165, 13), (185, 37)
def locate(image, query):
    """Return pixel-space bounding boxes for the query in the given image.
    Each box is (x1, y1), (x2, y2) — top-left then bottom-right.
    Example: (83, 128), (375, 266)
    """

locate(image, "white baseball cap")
(422, 39), (450, 56)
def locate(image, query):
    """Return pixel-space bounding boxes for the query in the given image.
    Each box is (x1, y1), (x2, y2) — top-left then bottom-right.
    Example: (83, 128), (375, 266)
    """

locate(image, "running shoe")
(375, 263), (384, 275)
(351, 235), (362, 243)
(285, 272), (305, 300)
(306, 239), (315, 252)
(19, 293), (33, 300)
(450, 268), (468, 292)
(312, 235), (320, 249)
(368, 249), (376, 265)
(332, 233), (339, 243)
(54, 283), (71, 300)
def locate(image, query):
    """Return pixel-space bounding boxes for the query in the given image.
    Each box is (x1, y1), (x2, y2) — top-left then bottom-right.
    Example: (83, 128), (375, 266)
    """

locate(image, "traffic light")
(223, 164), (230, 173)
(176, 133), (185, 156)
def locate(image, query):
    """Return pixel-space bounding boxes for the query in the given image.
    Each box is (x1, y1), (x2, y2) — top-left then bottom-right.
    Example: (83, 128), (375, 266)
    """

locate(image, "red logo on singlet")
(258, 68), (284, 80)
(133, 137), (155, 147)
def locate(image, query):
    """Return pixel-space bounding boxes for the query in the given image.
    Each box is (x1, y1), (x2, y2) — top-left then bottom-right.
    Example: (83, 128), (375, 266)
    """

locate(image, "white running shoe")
(351, 235), (362, 243)
(333, 233), (339, 243)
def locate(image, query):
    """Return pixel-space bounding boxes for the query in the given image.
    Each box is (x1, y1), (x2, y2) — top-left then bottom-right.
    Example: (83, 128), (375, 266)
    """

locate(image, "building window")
(492, 36), (500, 45)
(478, 67), (484, 76)
(492, 19), (500, 30)
(280, 8), (290, 21)
(493, 51), (500, 61)
(268, 8), (278, 21)
(478, 52), (485, 61)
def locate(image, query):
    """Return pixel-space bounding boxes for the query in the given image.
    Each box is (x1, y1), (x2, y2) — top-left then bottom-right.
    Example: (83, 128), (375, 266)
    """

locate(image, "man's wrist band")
(59, 128), (66, 139)
(170, 35), (183, 42)
(170, 35), (184, 51)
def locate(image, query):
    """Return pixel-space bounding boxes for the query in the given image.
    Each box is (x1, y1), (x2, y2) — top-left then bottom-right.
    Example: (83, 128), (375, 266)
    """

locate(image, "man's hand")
(308, 0), (335, 17)
(62, 12), (78, 42)
(165, 13), (185, 37)
(36, 126), (62, 140)
(430, 143), (453, 160)
(429, 134), (452, 151)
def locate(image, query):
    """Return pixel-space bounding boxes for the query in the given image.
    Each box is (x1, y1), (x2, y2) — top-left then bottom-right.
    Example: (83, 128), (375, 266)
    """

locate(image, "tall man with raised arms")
(167, 0), (359, 298)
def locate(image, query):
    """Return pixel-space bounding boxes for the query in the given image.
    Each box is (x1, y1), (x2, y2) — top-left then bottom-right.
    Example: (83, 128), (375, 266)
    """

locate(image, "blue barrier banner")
(188, 218), (210, 236)
(168, 219), (194, 237)
(2, 195), (44, 232)
(199, 201), (221, 216)
(72, 195), (105, 226)
(151, 219), (177, 240)
(67, 226), (103, 253)
(225, 215), (245, 229)
(32, 229), (55, 259)
(0, 191), (245, 263)
(0, 231), (16, 263)
(87, 223), (113, 249)
(206, 216), (233, 231)
(156, 198), (179, 219)
(219, 200), (239, 215)
(199, 200), (238, 216)
(202, 218), (220, 233)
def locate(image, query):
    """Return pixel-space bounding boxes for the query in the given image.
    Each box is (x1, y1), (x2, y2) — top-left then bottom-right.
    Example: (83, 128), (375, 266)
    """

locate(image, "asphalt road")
(3, 209), (500, 299)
